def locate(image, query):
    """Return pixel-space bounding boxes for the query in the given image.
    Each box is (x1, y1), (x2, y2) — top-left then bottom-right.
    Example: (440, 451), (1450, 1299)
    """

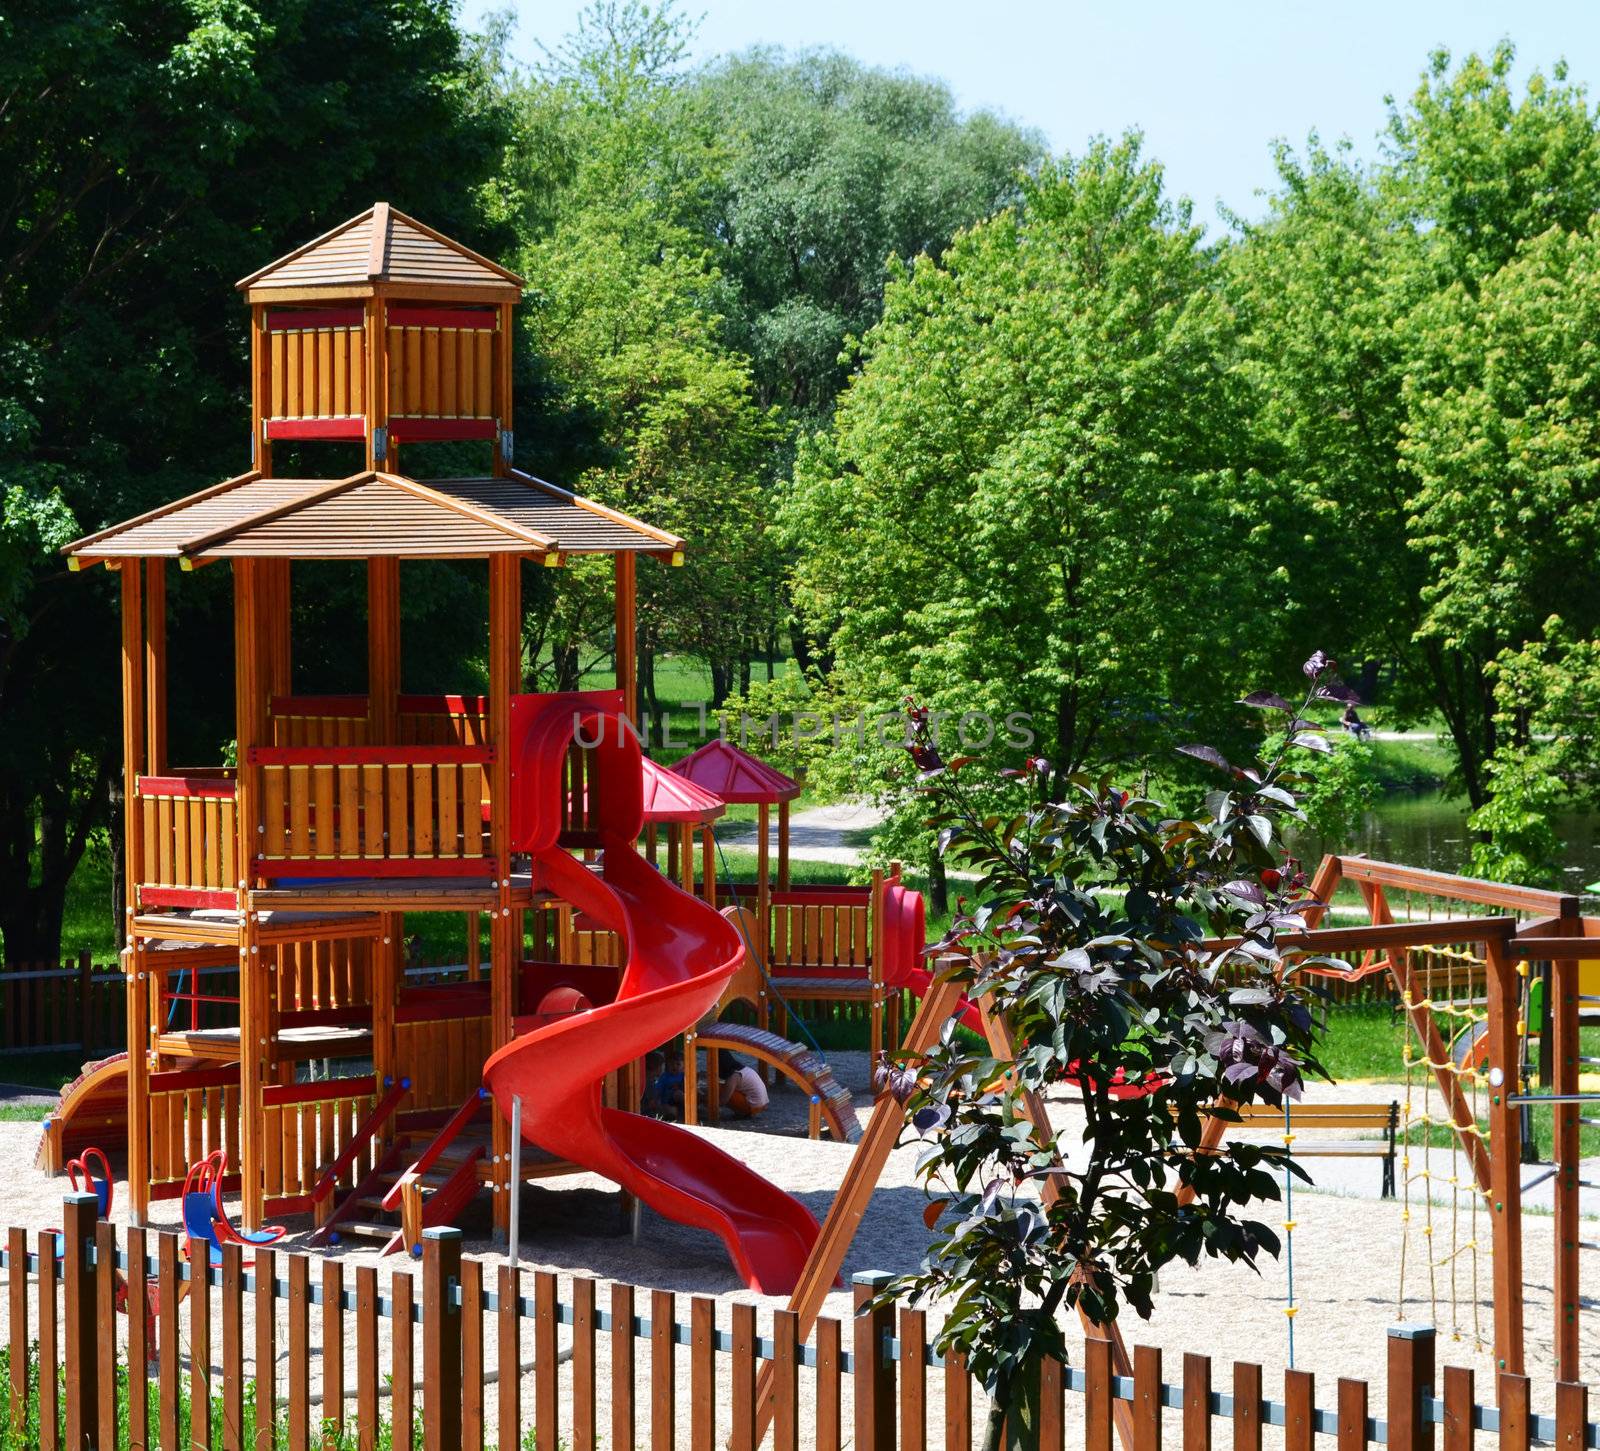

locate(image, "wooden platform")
(155, 1023), (374, 1063)
(133, 907), (384, 947)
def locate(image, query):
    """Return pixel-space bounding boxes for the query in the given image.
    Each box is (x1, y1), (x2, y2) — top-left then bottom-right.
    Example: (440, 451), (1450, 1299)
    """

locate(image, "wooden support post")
(144, 559), (167, 775)
(1387, 1326), (1435, 1451)
(1486, 933), (1525, 1374)
(853, 1273), (896, 1451)
(777, 798), (790, 890)
(422, 1227), (463, 1451)
(679, 824), (694, 894)
(1553, 950), (1581, 1379)
(494, 302), (514, 477)
(62, 1192), (99, 1451)
(615, 553), (637, 724)
(367, 557), (400, 745)
(372, 916), (398, 1135)
(233, 559), (268, 1230)
(488, 553), (520, 1232)
(754, 968), (966, 1439)
(868, 867), (885, 1065)
(702, 825), (716, 906)
(251, 302), (272, 477)
(125, 942), (151, 1225)
(119, 559), (144, 919)
(364, 296), (387, 472)
(757, 802), (771, 943)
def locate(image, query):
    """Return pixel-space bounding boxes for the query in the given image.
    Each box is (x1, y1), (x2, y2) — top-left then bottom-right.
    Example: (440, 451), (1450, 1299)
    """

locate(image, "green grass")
(1368, 735), (1455, 794)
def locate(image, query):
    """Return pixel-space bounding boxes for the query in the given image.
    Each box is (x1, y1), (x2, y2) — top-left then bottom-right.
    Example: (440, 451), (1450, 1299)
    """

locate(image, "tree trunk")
(929, 849), (949, 916)
(553, 641), (581, 693)
(710, 661), (731, 708)
(765, 631), (778, 681)
(739, 653), (752, 696)
(110, 781), (126, 951)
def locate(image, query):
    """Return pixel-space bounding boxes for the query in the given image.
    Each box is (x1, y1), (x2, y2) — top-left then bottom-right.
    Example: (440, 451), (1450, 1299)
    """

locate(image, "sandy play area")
(0, 1051), (1591, 1443)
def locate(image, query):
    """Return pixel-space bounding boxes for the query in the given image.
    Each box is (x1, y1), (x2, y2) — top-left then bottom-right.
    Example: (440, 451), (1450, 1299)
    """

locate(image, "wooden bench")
(1217, 1101), (1400, 1197)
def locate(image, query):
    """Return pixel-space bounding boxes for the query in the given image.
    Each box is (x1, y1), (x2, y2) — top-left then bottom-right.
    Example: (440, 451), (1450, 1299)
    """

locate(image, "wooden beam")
(143, 560), (167, 774)
(1553, 954), (1580, 1380)
(614, 553), (637, 723)
(121, 558), (149, 1221)
(367, 558), (400, 745)
(754, 968), (965, 1440)
(777, 799), (790, 891)
(493, 302), (514, 477)
(488, 553), (520, 1232)
(1358, 881), (1493, 1194)
(1333, 856), (1575, 915)
(1485, 932), (1525, 1375)
(233, 559), (267, 1229)
(251, 302), (272, 477)
(365, 297), (387, 471)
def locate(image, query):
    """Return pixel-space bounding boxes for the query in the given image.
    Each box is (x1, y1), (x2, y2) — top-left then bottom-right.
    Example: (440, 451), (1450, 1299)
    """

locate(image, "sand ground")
(1, 1054), (1591, 1445)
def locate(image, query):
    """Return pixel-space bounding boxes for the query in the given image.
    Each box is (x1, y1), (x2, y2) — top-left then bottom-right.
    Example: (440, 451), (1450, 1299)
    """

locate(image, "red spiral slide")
(482, 692), (822, 1294)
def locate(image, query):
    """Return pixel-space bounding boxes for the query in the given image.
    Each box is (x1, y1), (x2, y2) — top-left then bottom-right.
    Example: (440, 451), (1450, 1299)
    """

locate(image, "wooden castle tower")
(56, 205), (683, 1238)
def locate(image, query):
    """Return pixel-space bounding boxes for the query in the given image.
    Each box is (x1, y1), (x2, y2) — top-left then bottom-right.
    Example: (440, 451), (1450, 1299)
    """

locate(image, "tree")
(0, 0), (515, 959)
(1400, 222), (1600, 810)
(785, 136), (1252, 815)
(501, 2), (781, 716)
(692, 49), (1043, 423)
(875, 661), (1342, 1450)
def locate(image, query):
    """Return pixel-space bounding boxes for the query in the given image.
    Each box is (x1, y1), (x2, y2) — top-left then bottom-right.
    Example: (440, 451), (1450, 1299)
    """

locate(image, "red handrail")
(381, 1088), (487, 1212)
(137, 775), (237, 799)
(310, 1077), (410, 1205)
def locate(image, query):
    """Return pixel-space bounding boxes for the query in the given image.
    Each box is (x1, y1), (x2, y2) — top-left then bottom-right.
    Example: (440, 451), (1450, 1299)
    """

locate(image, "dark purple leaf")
(1177, 743), (1233, 773)
(1239, 691), (1294, 711)
(1289, 732), (1333, 754)
(1302, 650), (1333, 678)
(1317, 681), (1362, 705)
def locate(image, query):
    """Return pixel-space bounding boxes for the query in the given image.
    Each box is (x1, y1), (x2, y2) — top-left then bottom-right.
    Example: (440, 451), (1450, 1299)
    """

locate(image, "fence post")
(422, 1227), (462, 1451)
(62, 1191), (100, 1451)
(1387, 1326), (1436, 1451)
(852, 1272), (896, 1451)
(77, 951), (93, 1052)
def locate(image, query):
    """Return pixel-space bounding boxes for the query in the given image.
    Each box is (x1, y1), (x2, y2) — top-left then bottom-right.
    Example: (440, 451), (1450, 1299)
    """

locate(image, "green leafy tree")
(0, 0), (515, 958)
(502, 2), (781, 713)
(875, 660), (1342, 1450)
(692, 49), (1043, 422)
(785, 137), (1252, 846)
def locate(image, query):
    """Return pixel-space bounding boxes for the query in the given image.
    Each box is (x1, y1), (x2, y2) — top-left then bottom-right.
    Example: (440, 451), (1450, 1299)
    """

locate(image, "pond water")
(1294, 792), (1600, 897)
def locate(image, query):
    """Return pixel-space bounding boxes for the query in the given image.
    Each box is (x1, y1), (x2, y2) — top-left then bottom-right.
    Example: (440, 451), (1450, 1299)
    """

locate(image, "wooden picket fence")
(2, 1195), (1595, 1451)
(0, 954), (126, 1056)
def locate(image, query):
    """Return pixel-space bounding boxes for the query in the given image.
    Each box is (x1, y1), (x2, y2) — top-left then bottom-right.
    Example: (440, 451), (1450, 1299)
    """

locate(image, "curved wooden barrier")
(37, 1052), (129, 1174)
(685, 1021), (861, 1145)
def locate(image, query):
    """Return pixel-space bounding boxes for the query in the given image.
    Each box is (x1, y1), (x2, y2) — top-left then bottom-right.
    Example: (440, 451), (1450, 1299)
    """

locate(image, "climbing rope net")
(1396, 931), (1494, 1352)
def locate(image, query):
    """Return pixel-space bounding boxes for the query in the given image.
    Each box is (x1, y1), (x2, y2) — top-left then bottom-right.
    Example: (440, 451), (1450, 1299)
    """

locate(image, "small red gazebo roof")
(669, 739), (802, 805)
(641, 756), (726, 824)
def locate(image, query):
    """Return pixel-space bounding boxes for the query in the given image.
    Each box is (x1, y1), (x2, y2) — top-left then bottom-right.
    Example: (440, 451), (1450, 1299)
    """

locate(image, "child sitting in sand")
(648, 1050), (686, 1119)
(719, 1061), (769, 1119)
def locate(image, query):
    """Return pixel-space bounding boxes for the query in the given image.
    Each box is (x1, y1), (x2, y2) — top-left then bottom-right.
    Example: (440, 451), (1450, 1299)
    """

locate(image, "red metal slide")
(483, 692), (822, 1294)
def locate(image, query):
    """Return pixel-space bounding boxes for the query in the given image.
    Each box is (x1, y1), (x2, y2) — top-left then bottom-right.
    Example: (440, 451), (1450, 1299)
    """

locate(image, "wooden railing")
(5, 1202), (1590, 1451)
(135, 774), (238, 909)
(249, 744), (490, 878)
(146, 1066), (240, 1193)
(269, 693), (490, 749)
(395, 984), (493, 1110)
(261, 1075), (387, 1212)
(721, 882), (877, 973)
(0, 954), (125, 1053)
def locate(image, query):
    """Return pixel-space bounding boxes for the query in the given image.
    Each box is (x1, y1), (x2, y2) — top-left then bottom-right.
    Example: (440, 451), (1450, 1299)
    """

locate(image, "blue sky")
(459, 0), (1600, 225)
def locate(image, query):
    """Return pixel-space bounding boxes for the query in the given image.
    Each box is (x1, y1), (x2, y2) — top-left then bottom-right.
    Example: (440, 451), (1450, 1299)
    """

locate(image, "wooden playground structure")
(50, 203), (686, 1243)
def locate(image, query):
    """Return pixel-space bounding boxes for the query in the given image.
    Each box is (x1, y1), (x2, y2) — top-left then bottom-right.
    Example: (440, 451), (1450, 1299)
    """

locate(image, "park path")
(716, 799), (884, 866)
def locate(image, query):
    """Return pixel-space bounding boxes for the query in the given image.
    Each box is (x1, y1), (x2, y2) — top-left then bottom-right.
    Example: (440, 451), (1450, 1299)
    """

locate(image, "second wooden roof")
(64, 470), (683, 565)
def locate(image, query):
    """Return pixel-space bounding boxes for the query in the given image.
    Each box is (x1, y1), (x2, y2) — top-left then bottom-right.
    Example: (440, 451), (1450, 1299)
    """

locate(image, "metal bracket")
(499, 429), (513, 463)
(372, 425), (388, 462)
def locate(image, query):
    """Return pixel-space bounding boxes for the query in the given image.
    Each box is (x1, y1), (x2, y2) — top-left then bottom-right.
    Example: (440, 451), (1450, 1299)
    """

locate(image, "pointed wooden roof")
(670, 739), (802, 804)
(63, 470), (684, 566)
(237, 203), (522, 302)
(640, 757), (726, 824)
